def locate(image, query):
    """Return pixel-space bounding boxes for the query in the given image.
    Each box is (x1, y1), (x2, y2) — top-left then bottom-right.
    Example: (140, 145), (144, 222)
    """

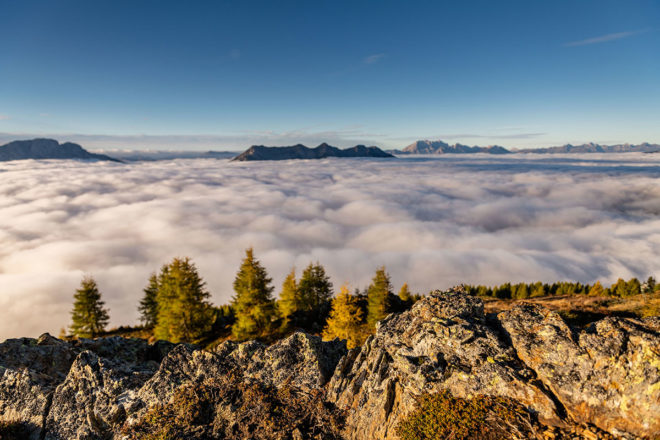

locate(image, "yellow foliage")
(322, 285), (365, 349)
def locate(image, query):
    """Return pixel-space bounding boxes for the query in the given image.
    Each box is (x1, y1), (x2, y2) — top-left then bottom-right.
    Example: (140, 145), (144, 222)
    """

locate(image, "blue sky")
(1, 0), (658, 150)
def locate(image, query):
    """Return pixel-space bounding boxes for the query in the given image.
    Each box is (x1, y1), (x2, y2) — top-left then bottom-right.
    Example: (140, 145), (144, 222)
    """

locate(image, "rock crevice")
(1, 290), (658, 439)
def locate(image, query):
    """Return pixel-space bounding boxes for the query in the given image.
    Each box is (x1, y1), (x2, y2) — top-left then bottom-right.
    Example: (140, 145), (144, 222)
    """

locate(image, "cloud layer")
(2, 154), (660, 340)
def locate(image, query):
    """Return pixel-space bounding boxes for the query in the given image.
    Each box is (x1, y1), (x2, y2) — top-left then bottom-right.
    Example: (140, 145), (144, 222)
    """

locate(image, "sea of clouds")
(2, 153), (660, 340)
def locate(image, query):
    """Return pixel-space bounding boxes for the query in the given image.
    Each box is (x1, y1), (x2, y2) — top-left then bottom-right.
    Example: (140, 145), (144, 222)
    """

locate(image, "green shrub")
(396, 390), (538, 440)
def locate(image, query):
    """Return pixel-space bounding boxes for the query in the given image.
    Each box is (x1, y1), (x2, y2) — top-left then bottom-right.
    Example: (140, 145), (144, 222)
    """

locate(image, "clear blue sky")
(1, 0), (658, 150)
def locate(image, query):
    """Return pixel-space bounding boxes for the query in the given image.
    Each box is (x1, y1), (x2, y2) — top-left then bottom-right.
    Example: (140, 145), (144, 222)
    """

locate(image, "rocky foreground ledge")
(0, 290), (658, 440)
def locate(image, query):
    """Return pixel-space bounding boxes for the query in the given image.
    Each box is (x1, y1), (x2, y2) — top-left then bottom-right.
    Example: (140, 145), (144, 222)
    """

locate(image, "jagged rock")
(0, 334), (78, 439)
(45, 336), (173, 440)
(0, 335), (173, 440)
(326, 289), (561, 439)
(123, 332), (347, 439)
(128, 332), (346, 422)
(1, 294), (658, 440)
(499, 304), (660, 438)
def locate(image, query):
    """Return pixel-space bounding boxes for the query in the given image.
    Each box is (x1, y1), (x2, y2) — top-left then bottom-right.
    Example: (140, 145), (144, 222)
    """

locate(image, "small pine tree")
(588, 281), (605, 297)
(298, 262), (333, 312)
(70, 276), (110, 338)
(278, 268), (302, 321)
(367, 266), (393, 329)
(612, 278), (628, 297)
(138, 273), (159, 328)
(323, 285), (365, 349)
(154, 257), (213, 343)
(231, 248), (276, 340)
(398, 283), (412, 302)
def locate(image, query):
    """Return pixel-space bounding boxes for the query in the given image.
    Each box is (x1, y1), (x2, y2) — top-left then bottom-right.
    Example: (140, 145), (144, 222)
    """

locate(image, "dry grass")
(483, 292), (660, 326)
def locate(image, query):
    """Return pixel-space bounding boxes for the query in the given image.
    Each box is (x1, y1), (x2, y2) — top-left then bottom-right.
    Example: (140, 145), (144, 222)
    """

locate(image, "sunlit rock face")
(499, 305), (660, 438)
(1, 290), (657, 439)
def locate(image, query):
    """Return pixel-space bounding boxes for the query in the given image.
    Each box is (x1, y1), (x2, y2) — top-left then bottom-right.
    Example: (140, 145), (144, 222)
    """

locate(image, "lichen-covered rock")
(128, 332), (346, 419)
(326, 289), (561, 439)
(45, 349), (159, 439)
(499, 304), (660, 438)
(0, 334), (173, 440)
(123, 332), (347, 439)
(0, 334), (78, 439)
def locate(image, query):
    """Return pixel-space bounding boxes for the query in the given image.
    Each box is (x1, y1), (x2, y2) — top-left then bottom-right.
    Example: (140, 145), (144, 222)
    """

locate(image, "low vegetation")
(396, 390), (541, 440)
(66, 247), (658, 347)
(122, 374), (344, 440)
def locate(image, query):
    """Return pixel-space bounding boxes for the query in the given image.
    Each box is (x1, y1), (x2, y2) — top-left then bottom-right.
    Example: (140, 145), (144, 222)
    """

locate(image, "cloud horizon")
(2, 154), (660, 341)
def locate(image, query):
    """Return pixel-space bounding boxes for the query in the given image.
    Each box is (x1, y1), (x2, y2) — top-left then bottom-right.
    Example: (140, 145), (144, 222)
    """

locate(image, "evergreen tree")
(154, 257), (213, 343)
(278, 268), (302, 321)
(626, 278), (641, 296)
(612, 278), (628, 297)
(398, 283), (412, 302)
(323, 285), (365, 349)
(367, 266), (393, 329)
(70, 276), (110, 338)
(588, 281), (605, 297)
(645, 276), (656, 293)
(231, 248), (276, 340)
(298, 262), (333, 311)
(514, 283), (529, 299)
(138, 273), (159, 328)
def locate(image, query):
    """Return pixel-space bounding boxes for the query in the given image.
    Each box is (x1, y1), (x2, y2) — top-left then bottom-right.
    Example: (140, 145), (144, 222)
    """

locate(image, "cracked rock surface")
(0, 289), (658, 439)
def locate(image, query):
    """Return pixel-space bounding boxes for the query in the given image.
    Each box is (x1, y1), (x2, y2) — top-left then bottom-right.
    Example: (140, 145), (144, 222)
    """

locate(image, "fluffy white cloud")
(1, 153), (660, 340)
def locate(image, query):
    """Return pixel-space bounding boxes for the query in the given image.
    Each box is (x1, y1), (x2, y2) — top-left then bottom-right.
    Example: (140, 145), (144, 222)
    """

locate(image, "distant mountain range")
(515, 142), (660, 154)
(389, 140), (511, 155)
(232, 143), (394, 161)
(387, 140), (660, 155)
(3, 138), (660, 163)
(0, 138), (119, 162)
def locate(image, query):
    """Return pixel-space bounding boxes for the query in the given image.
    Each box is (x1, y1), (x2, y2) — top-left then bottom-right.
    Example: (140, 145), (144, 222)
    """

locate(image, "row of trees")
(465, 276), (657, 299)
(69, 253), (656, 344)
(69, 248), (420, 347)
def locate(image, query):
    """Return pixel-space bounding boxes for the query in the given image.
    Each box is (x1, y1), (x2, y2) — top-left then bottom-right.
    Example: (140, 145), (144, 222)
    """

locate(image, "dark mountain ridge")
(232, 143), (394, 161)
(0, 138), (119, 162)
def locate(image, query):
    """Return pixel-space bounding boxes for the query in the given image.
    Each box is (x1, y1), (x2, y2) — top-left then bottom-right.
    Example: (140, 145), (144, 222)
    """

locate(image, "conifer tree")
(70, 276), (110, 338)
(588, 281), (605, 297)
(398, 283), (412, 302)
(138, 273), (159, 328)
(231, 248), (276, 340)
(323, 285), (365, 349)
(278, 268), (302, 321)
(367, 266), (393, 328)
(154, 257), (213, 343)
(298, 262), (333, 311)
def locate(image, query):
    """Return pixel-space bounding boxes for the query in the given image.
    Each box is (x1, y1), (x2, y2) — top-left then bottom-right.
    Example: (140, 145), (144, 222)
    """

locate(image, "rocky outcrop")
(0, 335), (173, 440)
(499, 304), (660, 438)
(1, 290), (658, 439)
(232, 143), (394, 161)
(0, 138), (119, 162)
(326, 290), (561, 439)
